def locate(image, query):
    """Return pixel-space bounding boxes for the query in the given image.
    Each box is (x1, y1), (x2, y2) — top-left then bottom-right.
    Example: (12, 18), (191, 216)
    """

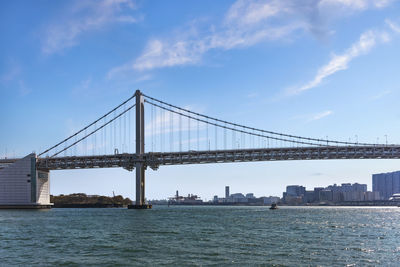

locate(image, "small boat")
(270, 203), (278, 210)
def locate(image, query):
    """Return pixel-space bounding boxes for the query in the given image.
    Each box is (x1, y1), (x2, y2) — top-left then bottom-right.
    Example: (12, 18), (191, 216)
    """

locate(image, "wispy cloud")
(0, 60), (21, 83)
(319, 0), (394, 10)
(108, 0), (393, 78)
(291, 110), (334, 122)
(309, 110), (333, 121)
(42, 0), (138, 54)
(370, 89), (392, 100)
(247, 92), (258, 98)
(18, 80), (31, 96)
(71, 77), (92, 97)
(0, 60), (31, 96)
(135, 74), (153, 82)
(386, 19), (400, 33)
(285, 19), (400, 96)
(145, 105), (206, 137)
(310, 172), (324, 176)
(287, 29), (391, 95)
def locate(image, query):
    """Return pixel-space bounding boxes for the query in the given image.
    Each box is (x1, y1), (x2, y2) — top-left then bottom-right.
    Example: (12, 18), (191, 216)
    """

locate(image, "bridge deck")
(36, 154), (140, 171)
(35, 145), (400, 171)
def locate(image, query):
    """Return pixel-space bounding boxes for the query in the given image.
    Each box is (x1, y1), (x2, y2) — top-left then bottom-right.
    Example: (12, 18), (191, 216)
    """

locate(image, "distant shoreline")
(53, 203), (127, 208)
(158, 201), (400, 207)
(50, 203), (400, 208)
(50, 194), (132, 208)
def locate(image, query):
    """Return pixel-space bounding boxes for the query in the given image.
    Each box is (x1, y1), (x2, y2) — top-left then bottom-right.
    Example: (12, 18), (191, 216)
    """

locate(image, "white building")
(0, 154), (52, 208)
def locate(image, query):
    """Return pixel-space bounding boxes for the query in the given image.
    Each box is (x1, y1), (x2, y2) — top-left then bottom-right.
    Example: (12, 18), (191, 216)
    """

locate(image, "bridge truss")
(35, 145), (400, 170)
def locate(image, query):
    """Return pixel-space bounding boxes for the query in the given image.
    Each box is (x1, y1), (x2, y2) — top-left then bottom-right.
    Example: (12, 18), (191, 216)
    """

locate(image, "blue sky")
(2, 0), (400, 200)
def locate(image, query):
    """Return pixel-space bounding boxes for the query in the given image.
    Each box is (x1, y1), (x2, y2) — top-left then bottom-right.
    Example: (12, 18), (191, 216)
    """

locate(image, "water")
(1, 206), (400, 266)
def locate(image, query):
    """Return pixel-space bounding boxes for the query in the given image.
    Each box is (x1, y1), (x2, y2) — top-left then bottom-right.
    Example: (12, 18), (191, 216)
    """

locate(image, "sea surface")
(1, 206), (400, 266)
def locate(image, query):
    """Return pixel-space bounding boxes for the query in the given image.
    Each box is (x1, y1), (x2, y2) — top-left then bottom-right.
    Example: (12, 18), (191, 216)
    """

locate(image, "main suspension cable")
(145, 99), (328, 147)
(142, 93), (374, 146)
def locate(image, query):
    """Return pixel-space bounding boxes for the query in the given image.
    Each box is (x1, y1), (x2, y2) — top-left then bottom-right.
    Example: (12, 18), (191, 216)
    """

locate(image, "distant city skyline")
(281, 181), (380, 204)
(2, 1), (400, 200)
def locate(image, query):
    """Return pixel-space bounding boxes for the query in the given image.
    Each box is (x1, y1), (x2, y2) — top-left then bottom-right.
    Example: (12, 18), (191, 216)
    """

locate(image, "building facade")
(373, 171), (400, 200)
(225, 186), (230, 199)
(0, 154), (51, 207)
(283, 182), (377, 204)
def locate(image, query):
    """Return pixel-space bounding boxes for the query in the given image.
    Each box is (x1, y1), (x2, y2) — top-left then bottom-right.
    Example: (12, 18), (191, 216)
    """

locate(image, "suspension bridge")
(1, 90), (399, 209)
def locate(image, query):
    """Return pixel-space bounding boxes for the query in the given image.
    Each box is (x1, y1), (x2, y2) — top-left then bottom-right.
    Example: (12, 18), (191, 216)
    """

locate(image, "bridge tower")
(129, 90), (152, 209)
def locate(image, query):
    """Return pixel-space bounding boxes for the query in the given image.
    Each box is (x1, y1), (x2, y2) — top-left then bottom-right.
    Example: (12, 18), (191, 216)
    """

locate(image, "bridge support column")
(129, 90), (152, 209)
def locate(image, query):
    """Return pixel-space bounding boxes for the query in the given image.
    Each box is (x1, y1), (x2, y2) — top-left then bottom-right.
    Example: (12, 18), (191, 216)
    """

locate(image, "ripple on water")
(1, 206), (400, 265)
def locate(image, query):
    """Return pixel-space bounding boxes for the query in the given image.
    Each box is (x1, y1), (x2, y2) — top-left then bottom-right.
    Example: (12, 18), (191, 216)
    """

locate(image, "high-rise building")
(319, 190), (333, 202)
(304, 191), (315, 203)
(286, 185), (306, 197)
(284, 182), (373, 204)
(341, 183), (352, 192)
(352, 183), (367, 192)
(225, 186), (230, 198)
(365, 191), (380, 201)
(326, 183), (367, 193)
(284, 185), (306, 203)
(313, 187), (324, 202)
(373, 171), (400, 200)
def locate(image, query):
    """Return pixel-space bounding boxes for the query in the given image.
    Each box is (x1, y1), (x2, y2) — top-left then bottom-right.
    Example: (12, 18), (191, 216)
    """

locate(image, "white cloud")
(319, 0), (394, 9)
(288, 29), (392, 95)
(309, 110), (333, 121)
(134, 39), (202, 71)
(386, 19), (400, 33)
(320, 0), (368, 9)
(42, 0), (137, 54)
(124, 22), (303, 74)
(373, 0), (395, 8)
(224, 0), (283, 26)
(108, 0), (394, 77)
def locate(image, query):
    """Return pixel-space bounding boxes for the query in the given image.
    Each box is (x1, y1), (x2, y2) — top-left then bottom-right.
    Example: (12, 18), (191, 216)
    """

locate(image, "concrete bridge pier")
(128, 90), (152, 209)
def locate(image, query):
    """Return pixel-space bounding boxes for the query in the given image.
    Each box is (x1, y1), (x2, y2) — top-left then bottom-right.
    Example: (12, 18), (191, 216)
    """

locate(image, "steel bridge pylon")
(128, 90), (152, 209)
